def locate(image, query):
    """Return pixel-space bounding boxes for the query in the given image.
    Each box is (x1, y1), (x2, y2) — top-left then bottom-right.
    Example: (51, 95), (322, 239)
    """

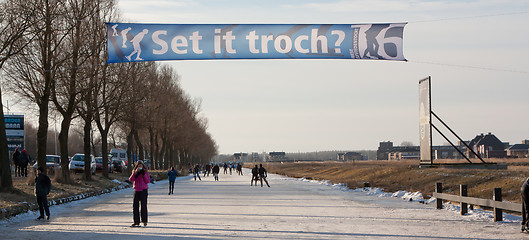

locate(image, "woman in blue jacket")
(167, 167), (178, 195)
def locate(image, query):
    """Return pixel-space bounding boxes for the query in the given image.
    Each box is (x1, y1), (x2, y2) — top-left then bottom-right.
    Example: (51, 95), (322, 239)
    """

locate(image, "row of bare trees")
(0, 0), (217, 191)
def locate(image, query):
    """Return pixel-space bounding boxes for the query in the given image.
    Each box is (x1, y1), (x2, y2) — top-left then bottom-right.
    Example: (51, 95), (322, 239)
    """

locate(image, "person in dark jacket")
(20, 149), (31, 177)
(236, 163), (243, 176)
(522, 177), (529, 231)
(167, 167), (178, 195)
(35, 167), (51, 220)
(258, 164), (270, 187)
(212, 164), (220, 181)
(12, 148), (21, 177)
(193, 164), (201, 181)
(251, 165), (259, 186)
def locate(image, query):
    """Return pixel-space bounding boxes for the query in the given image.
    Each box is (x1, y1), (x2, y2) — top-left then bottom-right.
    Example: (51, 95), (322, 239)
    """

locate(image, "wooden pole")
(460, 184), (468, 215)
(436, 182), (443, 209)
(493, 188), (502, 222)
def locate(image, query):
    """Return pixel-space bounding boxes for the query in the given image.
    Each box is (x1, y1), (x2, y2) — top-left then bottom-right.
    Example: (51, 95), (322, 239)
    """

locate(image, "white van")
(110, 148), (128, 168)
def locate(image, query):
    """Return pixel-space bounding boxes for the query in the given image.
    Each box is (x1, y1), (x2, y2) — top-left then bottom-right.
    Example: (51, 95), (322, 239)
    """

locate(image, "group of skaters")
(251, 164), (270, 187)
(189, 162), (245, 182)
(12, 148), (32, 177)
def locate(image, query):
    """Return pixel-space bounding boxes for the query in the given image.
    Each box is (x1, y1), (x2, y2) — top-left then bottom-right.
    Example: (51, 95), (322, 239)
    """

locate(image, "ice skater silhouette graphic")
(126, 29), (149, 61)
(112, 24), (119, 36)
(121, 27), (132, 48)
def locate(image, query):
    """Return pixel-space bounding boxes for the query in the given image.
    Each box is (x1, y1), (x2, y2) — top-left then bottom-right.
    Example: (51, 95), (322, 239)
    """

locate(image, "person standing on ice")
(129, 160), (150, 227)
(258, 164), (270, 187)
(521, 177), (529, 231)
(251, 165), (259, 186)
(223, 163), (228, 174)
(35, 167), (51, 220)
(167, 167), (178, 195)
(212, 164), (220, 181)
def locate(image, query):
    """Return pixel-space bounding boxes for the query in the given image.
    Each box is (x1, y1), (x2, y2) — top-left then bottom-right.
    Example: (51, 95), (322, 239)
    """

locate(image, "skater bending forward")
(130, 161), (150, 227)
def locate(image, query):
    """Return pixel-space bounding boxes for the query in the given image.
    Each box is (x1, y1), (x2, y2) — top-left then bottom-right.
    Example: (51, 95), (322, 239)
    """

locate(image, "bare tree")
(3, 0), (75, 184)
(0, 0), (48, 191)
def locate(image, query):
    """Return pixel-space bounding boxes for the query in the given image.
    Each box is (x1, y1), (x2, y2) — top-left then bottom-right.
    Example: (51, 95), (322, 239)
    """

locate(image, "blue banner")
(106, 23), (406, 63)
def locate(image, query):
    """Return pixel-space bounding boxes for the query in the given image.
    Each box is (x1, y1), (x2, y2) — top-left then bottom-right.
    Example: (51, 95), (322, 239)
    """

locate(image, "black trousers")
(21, 165), (27, 177)
(133, 189), (148, 224)
(522, 185), (529, 226)
(37, 195), (50, 217)
(169, 181), (175, 193)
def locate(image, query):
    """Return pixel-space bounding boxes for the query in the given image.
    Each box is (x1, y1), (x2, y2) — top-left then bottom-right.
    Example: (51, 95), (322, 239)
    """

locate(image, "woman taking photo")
(129, 160), (150, 227)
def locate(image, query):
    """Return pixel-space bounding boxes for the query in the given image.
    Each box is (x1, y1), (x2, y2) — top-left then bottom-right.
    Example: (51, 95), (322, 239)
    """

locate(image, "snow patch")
(291, 176), (521, 223)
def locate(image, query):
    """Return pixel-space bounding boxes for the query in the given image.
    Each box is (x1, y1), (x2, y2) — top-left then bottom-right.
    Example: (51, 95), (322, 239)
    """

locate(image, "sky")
(4, 0), (529, 155)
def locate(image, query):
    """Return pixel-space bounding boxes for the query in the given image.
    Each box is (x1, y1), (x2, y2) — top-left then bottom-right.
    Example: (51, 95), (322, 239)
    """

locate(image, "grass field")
(254, 158), (529, 204)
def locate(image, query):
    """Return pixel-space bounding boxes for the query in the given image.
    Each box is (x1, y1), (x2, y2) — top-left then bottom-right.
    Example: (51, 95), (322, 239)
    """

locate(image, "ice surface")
(0, 170), (522, 239)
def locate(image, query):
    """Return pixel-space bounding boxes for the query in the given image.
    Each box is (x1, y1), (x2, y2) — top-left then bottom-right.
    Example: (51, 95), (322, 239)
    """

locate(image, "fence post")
(460, 184), (467, 215)
(493, 188), (502, 222)
(436, 182), (443, 209)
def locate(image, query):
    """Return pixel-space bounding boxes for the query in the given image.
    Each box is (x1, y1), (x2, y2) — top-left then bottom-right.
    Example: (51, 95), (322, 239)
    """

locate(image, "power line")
(407, 60), (529, 74)
(408, 11), (529, 23)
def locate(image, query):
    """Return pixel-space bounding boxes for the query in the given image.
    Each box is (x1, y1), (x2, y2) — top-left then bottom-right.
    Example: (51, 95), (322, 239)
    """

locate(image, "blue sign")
(4, 115), (24, 151)
(107, 23), (406, 63)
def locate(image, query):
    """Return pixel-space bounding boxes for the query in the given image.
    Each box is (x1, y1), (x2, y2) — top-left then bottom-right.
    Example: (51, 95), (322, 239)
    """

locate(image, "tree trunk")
(58, 117), (72, 184)
(154, 133), (159, 170)
(100, 129), (109, 178)
(83, 117), (92, 181)
(133, 129), (144, 161)
(149, 127), (154, 170)
(126, 128), (134, 174)
(0, 87), (13, 191)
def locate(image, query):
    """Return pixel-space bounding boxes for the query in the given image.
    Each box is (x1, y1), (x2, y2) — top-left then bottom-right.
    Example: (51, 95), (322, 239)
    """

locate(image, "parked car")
(32, 155), (61, 174)
(94, 157), (112, 172)
(69, 154), (96, 174)
(111, 159), (125, 173)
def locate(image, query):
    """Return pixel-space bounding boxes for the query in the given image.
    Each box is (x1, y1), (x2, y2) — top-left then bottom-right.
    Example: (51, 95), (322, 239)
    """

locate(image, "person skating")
(258, 164), (270, 187)
(35, 167), (51, 220)
(522, 177), (529, 231)
(236, 163), (243, 176)
(251, 165), (259, 186)
(167, 167), (178, 195)
(223, 163), (228, 174)
(212, 164), (220, 181)
(129, 161), (150, 227)
(204, 164), (211, 177)
(193, 164), (202, 181)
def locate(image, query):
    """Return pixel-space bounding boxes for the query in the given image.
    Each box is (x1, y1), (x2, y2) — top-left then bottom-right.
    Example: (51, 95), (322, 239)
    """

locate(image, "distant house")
(507, 144), (529, 158)
(268, 152), (287, 162)
(377, 141), (394, 160)
(337, 152), (363, 161)
(467, 133), (506, 158)
(377, 132), (510, 161)
(388, 146), (420, 160)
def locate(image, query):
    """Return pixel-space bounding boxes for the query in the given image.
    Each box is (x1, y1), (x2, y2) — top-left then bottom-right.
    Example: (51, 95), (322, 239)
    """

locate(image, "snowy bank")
(0, 179), (131, 220)
(293, 176), (521, 223)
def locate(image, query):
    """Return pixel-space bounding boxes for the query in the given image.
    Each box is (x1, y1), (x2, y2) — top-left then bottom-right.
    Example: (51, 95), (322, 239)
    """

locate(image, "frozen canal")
(0, 168), (522, 239)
